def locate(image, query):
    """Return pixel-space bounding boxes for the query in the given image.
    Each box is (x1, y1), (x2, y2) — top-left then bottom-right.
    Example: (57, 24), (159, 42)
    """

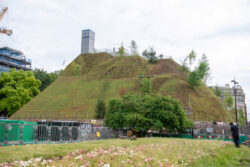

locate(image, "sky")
(1, 0), (250, 120)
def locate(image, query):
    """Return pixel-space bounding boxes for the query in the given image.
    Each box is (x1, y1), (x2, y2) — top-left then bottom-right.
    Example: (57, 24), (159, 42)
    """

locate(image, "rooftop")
(0, 47), (23, 55)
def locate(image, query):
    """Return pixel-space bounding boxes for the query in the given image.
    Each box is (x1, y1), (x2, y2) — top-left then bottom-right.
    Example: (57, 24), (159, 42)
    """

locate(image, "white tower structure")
(81, 29), (95, 54)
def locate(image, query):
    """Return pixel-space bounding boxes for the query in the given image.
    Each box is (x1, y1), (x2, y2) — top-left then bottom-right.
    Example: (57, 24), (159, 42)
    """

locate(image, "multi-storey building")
(81, 29), (95, 54)
(0, 47), (31, 74)
(211, 84), (247, 121)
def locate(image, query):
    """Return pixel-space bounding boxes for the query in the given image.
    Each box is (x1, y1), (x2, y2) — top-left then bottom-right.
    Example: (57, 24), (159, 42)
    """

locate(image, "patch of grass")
(193, 144), (250, 167)
(1, 138), (248, 167)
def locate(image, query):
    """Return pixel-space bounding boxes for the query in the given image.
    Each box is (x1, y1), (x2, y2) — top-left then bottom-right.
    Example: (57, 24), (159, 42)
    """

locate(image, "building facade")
(81, 29), (95, 54)
(212, 84), (247, 121)
(0, 47), (31, 74)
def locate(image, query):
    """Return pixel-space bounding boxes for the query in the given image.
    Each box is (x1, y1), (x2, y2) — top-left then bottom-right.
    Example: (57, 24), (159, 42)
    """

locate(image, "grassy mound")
(11, 53), (229, 121)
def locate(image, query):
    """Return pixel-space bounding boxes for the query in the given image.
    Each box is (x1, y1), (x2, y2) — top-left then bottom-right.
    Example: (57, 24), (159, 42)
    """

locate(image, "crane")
(0, 7), (8, 21)
(0, 6), (13, 36)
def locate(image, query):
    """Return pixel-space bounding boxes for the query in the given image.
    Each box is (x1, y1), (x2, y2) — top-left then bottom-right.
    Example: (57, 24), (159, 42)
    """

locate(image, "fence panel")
(22, 124), (36, 144)
(240, 126), (250, 135)
(0, 123), (6, 145)
(50, 126), (60, 142)
(37, 125), (49, 143)
(80, 129), (89, 141)
(72, 126), (80, 141)
(7, 123), (21, 145)
(61, 126), (70, 142)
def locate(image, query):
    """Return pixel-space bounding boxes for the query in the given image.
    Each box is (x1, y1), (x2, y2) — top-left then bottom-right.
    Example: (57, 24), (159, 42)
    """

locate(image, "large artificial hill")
(11, 53), (230, 121)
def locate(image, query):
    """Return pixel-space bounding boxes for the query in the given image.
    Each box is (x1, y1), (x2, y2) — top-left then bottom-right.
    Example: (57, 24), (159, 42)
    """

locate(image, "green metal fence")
(0, 120), (115, 146)
(0, 120), (37, 145)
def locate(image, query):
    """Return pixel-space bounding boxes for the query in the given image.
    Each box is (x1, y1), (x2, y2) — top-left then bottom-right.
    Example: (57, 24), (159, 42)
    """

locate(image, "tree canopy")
(187, 52), (211, 87)
(104, 94), (193, 135)
(118, 44), (125, 56)
(238, 109), (246, 126)
(213, 86), (222, 97)
(33, 68), (59, 91)
(188, 70), (201, 87)
(224, 94), (233, 109)
(130, 40), (139, 56)
(0, 69), (41, 116)
(187, 50), (196, 69)
(197, 54), (210, 84)
(142, 48), (158, 64)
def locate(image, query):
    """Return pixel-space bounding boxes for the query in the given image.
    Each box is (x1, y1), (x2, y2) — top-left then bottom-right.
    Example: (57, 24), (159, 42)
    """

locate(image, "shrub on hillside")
(142, 48), (158, 64)
(188, 70), (201, 87)
(95, 99), (106, 119)
(104, 94), (193, 135)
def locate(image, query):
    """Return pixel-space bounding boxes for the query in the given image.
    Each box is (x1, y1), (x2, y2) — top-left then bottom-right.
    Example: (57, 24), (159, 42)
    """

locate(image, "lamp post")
(231, 78), (239, 124)
(140, 72), (152, 94)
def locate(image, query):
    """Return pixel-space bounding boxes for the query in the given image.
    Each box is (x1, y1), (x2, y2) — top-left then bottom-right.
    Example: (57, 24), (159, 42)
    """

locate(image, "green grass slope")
(11, 53), (229, 121)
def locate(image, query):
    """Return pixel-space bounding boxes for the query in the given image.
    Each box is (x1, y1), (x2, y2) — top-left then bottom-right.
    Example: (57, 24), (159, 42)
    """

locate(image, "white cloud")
(1, 0), (250, 119)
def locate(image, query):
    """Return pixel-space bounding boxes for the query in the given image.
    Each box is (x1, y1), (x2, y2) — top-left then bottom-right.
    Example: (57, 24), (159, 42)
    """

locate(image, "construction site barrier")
(0, 120), (116, 146)
(1, 119), (250, 146)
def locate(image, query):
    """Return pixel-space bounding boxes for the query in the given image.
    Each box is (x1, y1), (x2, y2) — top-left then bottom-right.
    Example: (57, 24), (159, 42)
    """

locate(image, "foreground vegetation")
(0, 138), (249, 167)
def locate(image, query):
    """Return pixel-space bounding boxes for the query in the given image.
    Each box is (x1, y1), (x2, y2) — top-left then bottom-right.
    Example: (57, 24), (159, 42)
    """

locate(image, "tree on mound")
(104, 94), (193, 136)
(95, 99), (106, 119)
(142, 47), (158, 64)
(187, 53), (211, 87)
(33, 68), (59, 91)
(0, 69), (41, 116)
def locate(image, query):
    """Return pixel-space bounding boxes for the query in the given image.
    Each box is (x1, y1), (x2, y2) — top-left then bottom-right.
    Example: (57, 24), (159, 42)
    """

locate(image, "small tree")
(187, 53), (211, 87)
(224, 95), (233, 109)
(197, 54), (210, 84)
(130, 40), (139, 56)
(95, 99), (106, 119)
(187, 50), (196, 69)
(118, 44), (125, 56)
(140, 78), (152, 94)
(238, 109), (246, 126)
(214, 86), (222, 97)
(142, 48), (158, 64)
(188, 70), (200, 87)
(159, 54), (164, 59)
(180, 57), (189, 72)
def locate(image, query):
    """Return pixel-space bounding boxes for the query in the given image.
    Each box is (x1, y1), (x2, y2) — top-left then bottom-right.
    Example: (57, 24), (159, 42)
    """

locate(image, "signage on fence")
(91, 120), (97, 124)
(96, 131), (100, 138)
(206, 128), (213, 133)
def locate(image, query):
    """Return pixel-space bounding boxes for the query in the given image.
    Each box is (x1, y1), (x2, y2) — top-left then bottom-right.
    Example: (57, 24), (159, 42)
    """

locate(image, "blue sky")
(1, 0), (250, 120)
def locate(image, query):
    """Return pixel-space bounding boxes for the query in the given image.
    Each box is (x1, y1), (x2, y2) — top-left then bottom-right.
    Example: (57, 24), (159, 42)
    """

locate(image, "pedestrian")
(127, 130), (136, 140)
(147, 128), (152, 137)
(230, 122), (240, 148)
